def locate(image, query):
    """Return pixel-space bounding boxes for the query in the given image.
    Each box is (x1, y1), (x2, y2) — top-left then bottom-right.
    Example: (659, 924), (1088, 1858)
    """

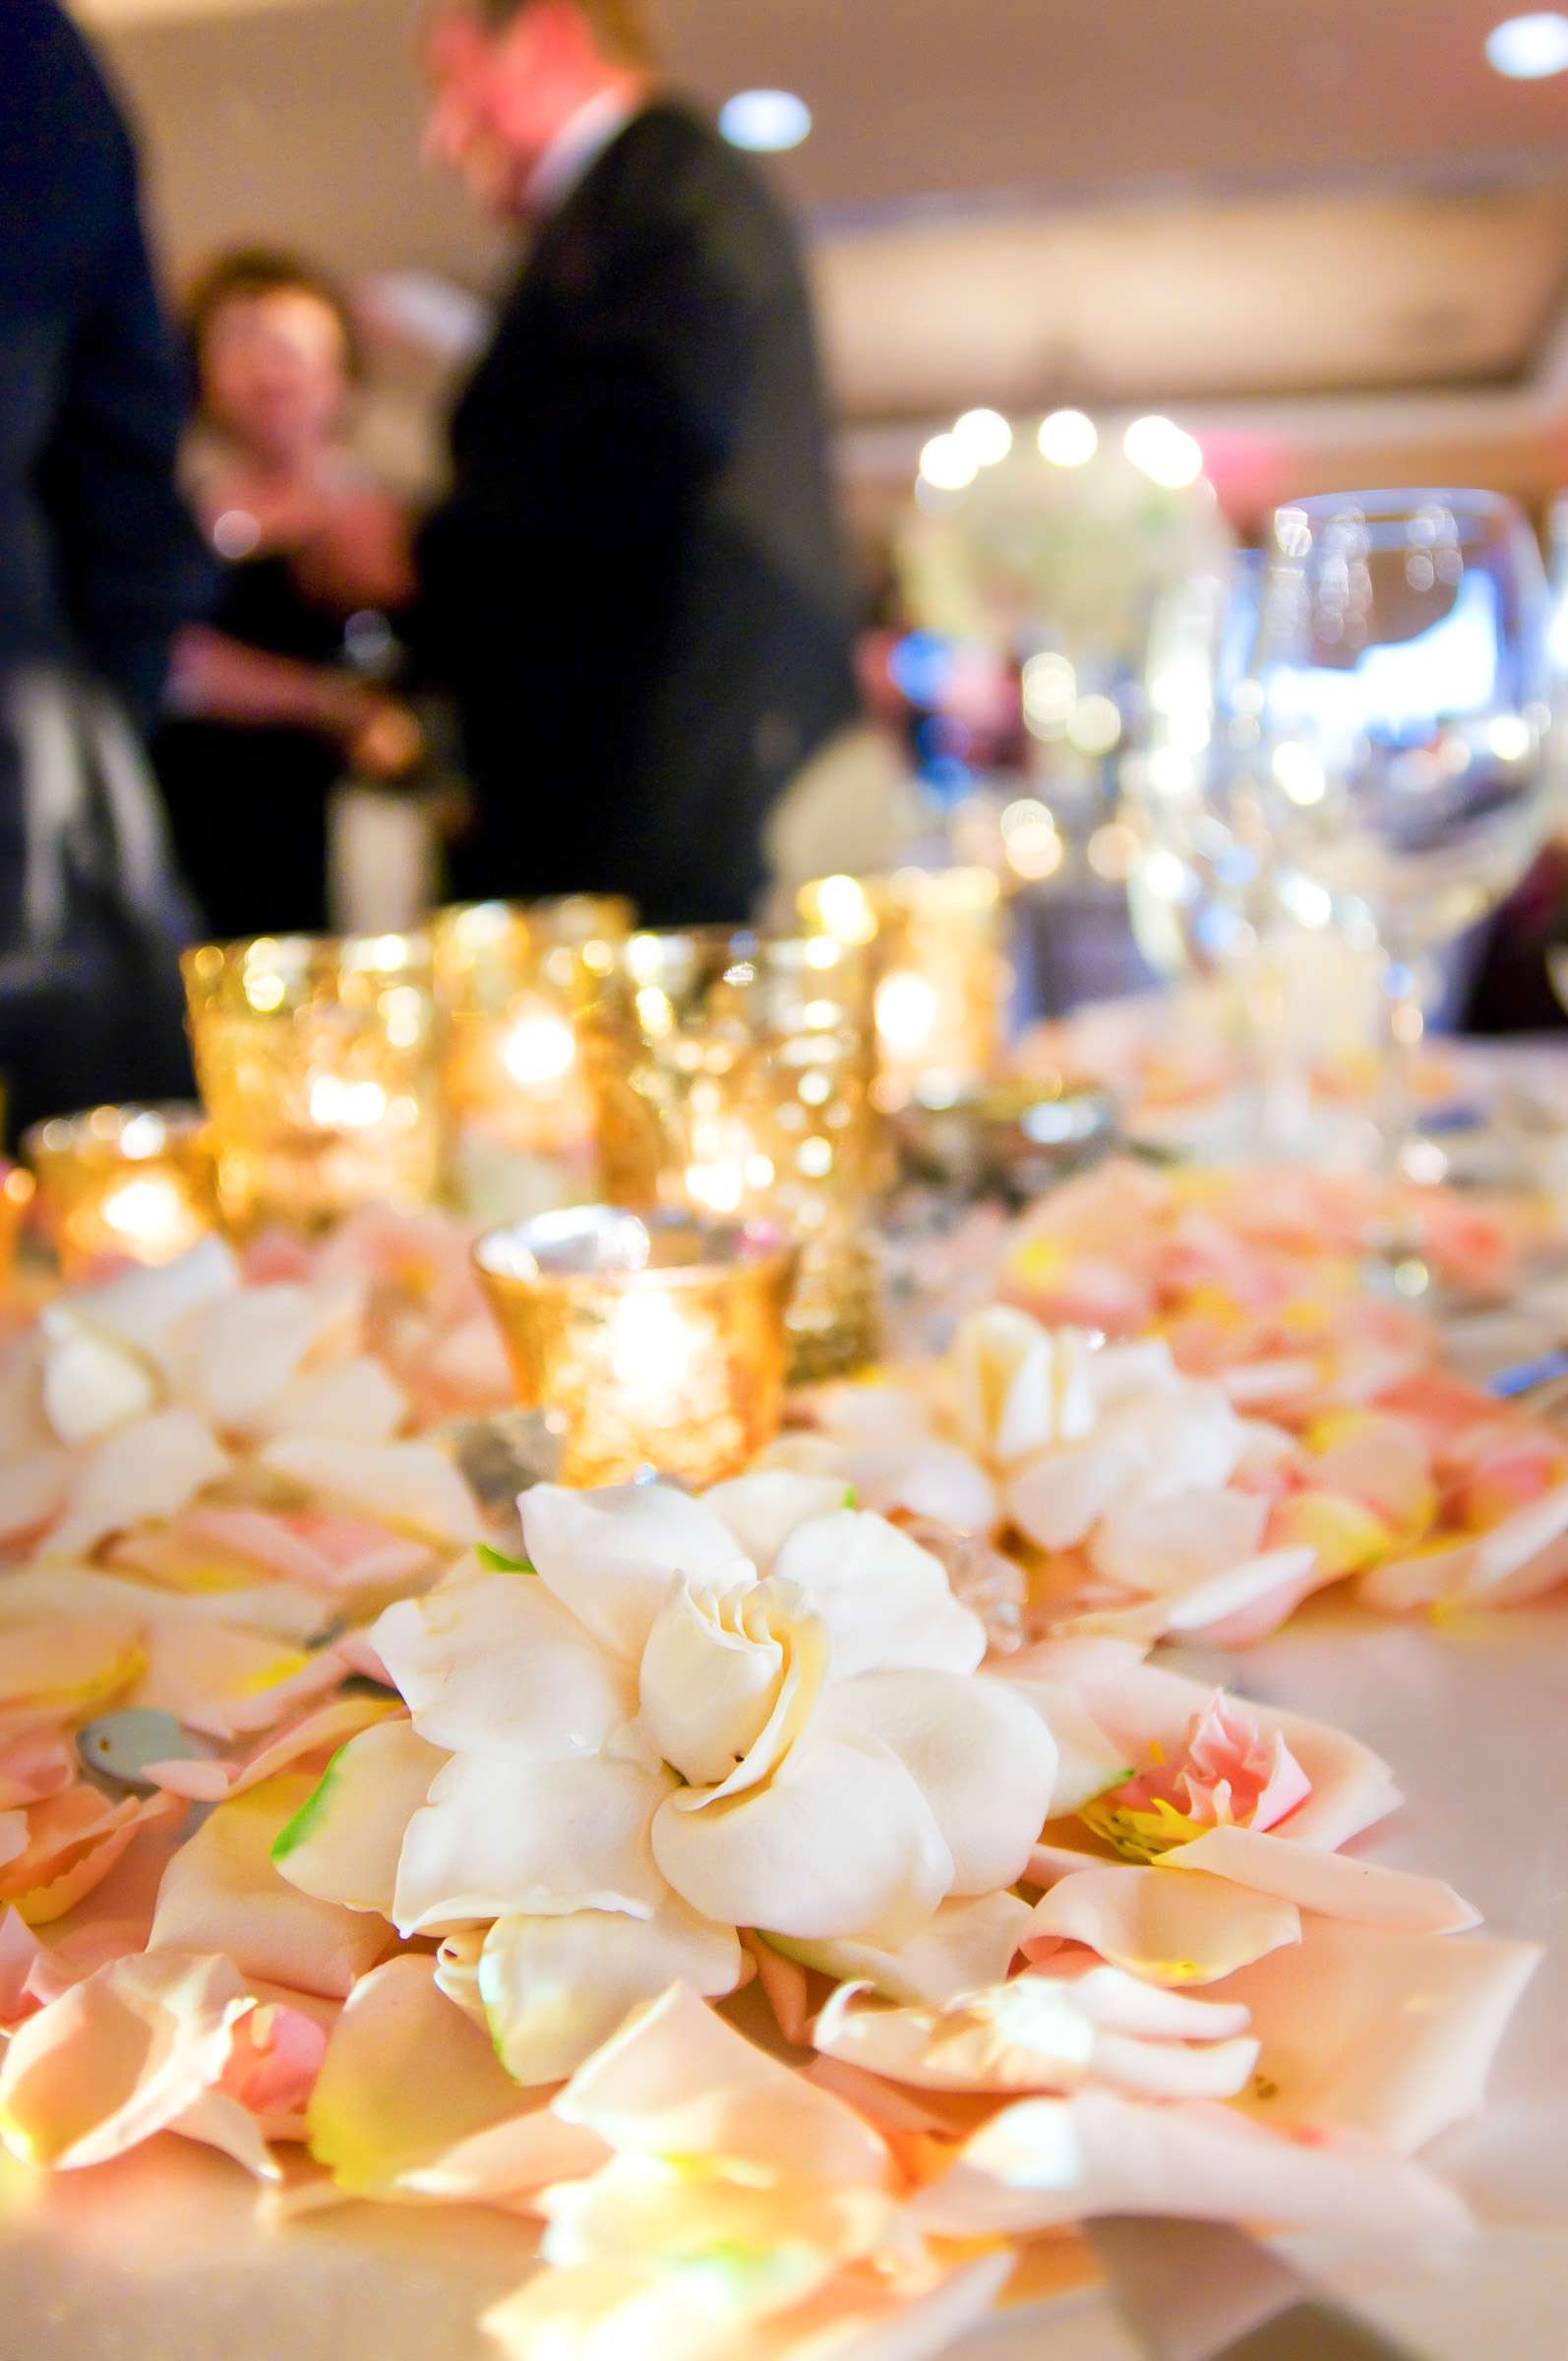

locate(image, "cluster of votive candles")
(20, 871), (1005, 1483)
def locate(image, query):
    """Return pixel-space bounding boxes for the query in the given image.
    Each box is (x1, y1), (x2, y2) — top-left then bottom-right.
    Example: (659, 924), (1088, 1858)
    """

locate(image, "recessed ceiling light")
(719, 90), (813, 152)
(1485, 12), (1568, 77)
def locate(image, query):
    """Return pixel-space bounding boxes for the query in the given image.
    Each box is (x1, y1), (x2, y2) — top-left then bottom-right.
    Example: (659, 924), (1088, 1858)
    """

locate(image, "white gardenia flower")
(307, 1474), (1060, 2083)
(953, 1306), (1097, 1467)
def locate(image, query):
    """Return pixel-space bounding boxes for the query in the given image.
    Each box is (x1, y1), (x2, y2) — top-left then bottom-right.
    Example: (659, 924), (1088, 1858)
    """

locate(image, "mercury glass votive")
(473, 1207), (796, 1488)
(23, 1104), (214, 1276)
(432, 895), (633, 1222)
(0, 1161), (34, 1293)
(182, 933), (441, 1233)
(578, 930), (881, 1378)
(797, 867), (1006, 1111)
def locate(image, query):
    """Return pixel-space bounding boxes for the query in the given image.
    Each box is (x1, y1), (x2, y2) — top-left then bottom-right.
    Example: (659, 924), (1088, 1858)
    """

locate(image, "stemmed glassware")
(1247, 490), (1558, 1245)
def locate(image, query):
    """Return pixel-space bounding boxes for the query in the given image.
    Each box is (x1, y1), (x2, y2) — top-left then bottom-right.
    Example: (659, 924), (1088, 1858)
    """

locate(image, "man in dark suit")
(417, 0), (861, 926)
(0, 0), (211, 1133)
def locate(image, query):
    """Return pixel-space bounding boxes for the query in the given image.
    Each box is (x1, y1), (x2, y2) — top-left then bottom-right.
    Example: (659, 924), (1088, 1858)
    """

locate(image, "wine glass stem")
(1377, 945), (1424, 1215)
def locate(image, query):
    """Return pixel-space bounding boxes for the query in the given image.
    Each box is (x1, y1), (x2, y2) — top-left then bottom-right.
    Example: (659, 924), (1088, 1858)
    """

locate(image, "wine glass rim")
(1271, 487), (1517, 525)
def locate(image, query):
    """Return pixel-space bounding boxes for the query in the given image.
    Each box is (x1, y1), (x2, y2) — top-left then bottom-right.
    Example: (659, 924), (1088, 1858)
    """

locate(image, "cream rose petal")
(953, 1306), (1096, 1465)
(1005, 1433), (1146, 1552)
(47, 1407), (231, 1561)
(373, 1574), (636, 1757)
(259, 1435), (481, 1547)
(522, 1482), (754, 1663)
(0, 1949), (250, 2170)
(769, 1511), (986, 1682)
(271, 1719), (447, 1915)
(553, 1980), (890, 2188)
(837, 1439), (1000, 1536)
(912, 2089), (1469, 2240)
(1088, 1488), (1271, 1598)
(38, 1307), (160, 1447)
(64, 1236), (240, 1373)
(148, 1775), (392, 1999)
(177, 1281), (361, 1433)
(1167, 1825), (1479, 1932)
(702, 1472), (854, 1569)
(1026, 1866), (1300, 1985)
(252, 1353), (407, 1442)
(479, 1898), (744, 2086)
(817, 1669), (1056, 1897)
(652, 1728), (953, 1946)
(766, 1890), (1033, 2008)
(812, 1978), (1258, 2103)
(392, 1749), (676, 1935)
(306, 1953), (604, 2200)
(1216, 1915), (1541, 2153)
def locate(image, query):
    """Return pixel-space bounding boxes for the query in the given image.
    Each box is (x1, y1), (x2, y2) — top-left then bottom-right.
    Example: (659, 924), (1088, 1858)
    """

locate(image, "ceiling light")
(1485, 12), (1568, 75)
(1122, 414), (1204, 488)
(719, 90), (813, 151)
(1037, 408), (1098, 466)
(919, 432), (979, 492)
(952, 407), (1013, 465)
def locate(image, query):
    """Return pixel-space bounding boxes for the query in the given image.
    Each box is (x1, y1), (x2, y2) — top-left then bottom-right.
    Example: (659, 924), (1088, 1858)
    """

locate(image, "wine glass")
(1248, 490), (1559, 1238)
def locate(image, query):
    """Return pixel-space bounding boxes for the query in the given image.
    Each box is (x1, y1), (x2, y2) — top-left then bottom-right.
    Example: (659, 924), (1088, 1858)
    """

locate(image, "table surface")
(3, 1594), (1564, 2361)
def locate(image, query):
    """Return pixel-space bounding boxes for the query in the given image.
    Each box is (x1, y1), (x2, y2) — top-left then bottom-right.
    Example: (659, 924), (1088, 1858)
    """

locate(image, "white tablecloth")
(4, 1598), (1565, 2360)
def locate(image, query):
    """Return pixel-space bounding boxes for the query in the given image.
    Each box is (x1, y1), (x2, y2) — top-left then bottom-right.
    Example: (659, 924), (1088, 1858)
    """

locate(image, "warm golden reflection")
(797, 867), (1005, 1111)
(24, 1105), (214, 1275)
(474, 1208), (796, 1488)
(182, 933), (441, 1233)
(577, 930), (879, 1378)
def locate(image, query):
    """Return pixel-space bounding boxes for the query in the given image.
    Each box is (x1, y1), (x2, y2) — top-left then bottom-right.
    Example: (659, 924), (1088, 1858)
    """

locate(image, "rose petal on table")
(259, 1435), (482, 1547)
(149, 1773), (393, 1997)
(814, 1975), (1257, 2103)
(394, 1749), (676, 1936)
(38, 1307), (161, 1447)
(771, 1512), (987, 1682)
(554, 1980), (890, 2188)
(307, 1952), (601, 2200)
(1006, 1433), (1145, 1552)
(0, 1613), (145, 1722)
(653, 1727), (953, 1947)
(768, 1890), (1034, 2009)
(1025, 1866), (1299, 1984)
(912, 2089), (1469, 2239)
(63, 1238), (239, 1372)
(45, 1408), (231, 1561)
(374, 1573), (636, 1757)
(175, 1505), (434, 1600)
(271, 1716), (446, 1913)
(0, 1948), (251, 2169)
(521, 1481), (754, 1662)
(952, 1306), (1096, 1466)
(479, 1895), (744, 2086)
(175, 1281), (362, 1433)
(1215, 1915), (1542, 2153)
(0, 1725), (76, 1810)
(1306, 1414), (1436, 1537)
(817, 1669), (1056, 1897)
(1089, 1488), (1271, 1598)
(0, 1787), (180, 1927)
(1026, 1957), (1253, 2039)
(831, 1439), (1000, 1538)
(250, 1353), (409, 1443)
(131, 1618), (345, 1743)
(703, 1472), (856, 1569)
(1065, 1548), (1323, 1649)
(1165, 1825), (1478, 1932)
(1366, 1482), (1568, 1613)
(0, 1447), (74, 1546)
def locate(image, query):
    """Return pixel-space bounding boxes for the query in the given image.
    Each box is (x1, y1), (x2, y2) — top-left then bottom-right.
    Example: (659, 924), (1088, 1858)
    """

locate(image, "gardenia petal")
(701, 1472), (851, 1569)
(818, 1669), (1057, 1896)
(373, 1575), (636, 1757)
(479, 1896), (744, 2085)
(637, 1576), (825, 1789)
(953, 1307), (1096, 1466)
(769, 1511), (986, 1682)
(522, 1483), (754, 1663)
(767, 1890), (1033, 2008)
(271, 1719), (446, 1916)
(652, 1729), (954, 1945)
(392, 1749), (676, 1935)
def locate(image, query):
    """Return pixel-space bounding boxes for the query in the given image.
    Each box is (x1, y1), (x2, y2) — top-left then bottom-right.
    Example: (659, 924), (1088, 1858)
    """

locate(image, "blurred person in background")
(154, 250), (424, 938)
(0, 0), (211, 1135)
(417, 0), (862, 925)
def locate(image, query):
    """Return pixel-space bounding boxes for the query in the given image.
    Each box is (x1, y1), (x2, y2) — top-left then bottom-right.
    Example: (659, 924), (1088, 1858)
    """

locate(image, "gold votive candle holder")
(432, 895), (633, 1222)
(473, 1207), (796, 1489)
(578, 930), (881, 1379)
(0, 1161), (34, 1293)
(797, 866), (1006, 1111)
(182, 933), (441, 1234)
(23, 1104), (214, 1276)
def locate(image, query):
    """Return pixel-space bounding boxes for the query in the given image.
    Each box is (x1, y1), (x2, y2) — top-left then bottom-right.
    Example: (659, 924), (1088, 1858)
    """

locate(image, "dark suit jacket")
(418, 101), (860, 927)
(0, 0), (208, 735)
